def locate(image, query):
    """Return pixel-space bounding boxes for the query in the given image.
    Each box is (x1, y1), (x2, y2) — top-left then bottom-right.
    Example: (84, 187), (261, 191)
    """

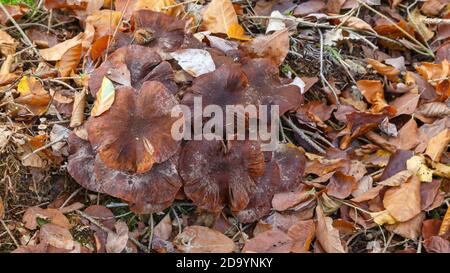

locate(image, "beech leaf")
(91, 77), (115, 117)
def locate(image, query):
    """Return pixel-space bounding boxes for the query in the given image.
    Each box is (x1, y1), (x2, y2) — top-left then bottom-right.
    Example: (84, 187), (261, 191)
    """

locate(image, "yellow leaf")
(370, 210), (396, 225)
(227, 23), (251, 41)
(439, 206), (450, 236)
(91, 77), (115, 117)
(15, 76), (51, 116)
(202, 0), (238, 34)
(406, 155), (433, 182)
(17, 75), (32, 96)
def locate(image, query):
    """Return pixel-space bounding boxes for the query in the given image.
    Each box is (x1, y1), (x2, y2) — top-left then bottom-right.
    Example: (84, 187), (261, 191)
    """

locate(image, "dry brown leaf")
(383, 175), (421, 222)
(386, 212), (425, 240)
(106, 221), (129, 253)
(243, 29), (290, 66)
(0, 29), (17, 55)
(378, 170), (414, 186)
(242, 229), (293, 253)
(227, 23), (251, 41)
(57, 43), (82, 77)
(272, 187), (312, 211)
(202, 0), (238, 34)
(415, 60), (450, 85)
(389, 118), (420, 150)
(154, 214), (172, 241)
(356, 80), (395, 114)
(439, 206), (450, 236)
(287, 220), (315, 253)
(425, 129), (450, 162)
(351, 185), (383, 203)
(85, 10), (122, 40)
(15, 76), (51, 116)
(343, 16), (375, 33)
(389, 92), (420, 116)
(416, 102), (450, 118)
(315, 204), (346, 253)
(173, 226), (235, 253)
(40, 33), (84, 61)
(39, 223), (74, 250)
(0, 197), (4, 220)
(366, 58), (400, 81)
(22, 206), (71, 230)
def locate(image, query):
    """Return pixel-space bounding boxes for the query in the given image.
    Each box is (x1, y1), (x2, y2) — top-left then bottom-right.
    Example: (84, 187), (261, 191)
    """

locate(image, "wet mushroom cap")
(179, 137), (265, 212)
(87, 81), (182, 174)
(88, 45), (177, 96)
(67, 133), (182, 214)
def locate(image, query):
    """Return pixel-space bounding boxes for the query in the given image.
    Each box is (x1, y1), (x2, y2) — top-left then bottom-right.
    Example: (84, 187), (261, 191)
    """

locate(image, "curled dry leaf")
(40, 33), (84, 61)
(201, 0), (238, 34)
(378, 170), (414, 186)
(416, 102), (450, 118)
(242, 229), (293, 253)
(87, 81), (181, 173)
(23, 206), (71, 230)
(85, 10), (122, 40)
(326, 171), (357, 199)
(386, 212), (425, 240)
(242, 29), (290, 66)
(173, 226), (235, 253)
(170, 49), (216, 77)
(383, 175), (421, 222)
(315, 204), (346, 253)
(0, 4), (29, 25)
(106, 221), (129, 253)
(366, 58), (400, 81)
(389, 92), (420, 116)
(356, 80), (395, 114)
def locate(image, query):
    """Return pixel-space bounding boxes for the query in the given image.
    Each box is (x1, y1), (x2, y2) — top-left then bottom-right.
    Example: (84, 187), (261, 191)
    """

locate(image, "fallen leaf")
(357, 80), (395, 114)
(39, 223), (74, 250)
(425, 129), (450, 162)
(424, 236), (450, 253)
(342, 16), (375, 33)
(22, 206), (71, 230)
(266, 10), (287, 33)
(242, 229), (293, 253)
(0, 197), (4, 219)
(378, 170), (413, 186)
(57, 43), (82, 77)
(315, 204), (346, 253)
(15, 76), (51, 116)
(0, 4), (29, 25)
(439, 206), (450, 236)
(154, 214), (172, 241)
(85, 10), (122, 40)
(40, 33), (84, 61)
(326, 171), (357, 199)
(383, 175), (421, 222)
(170, 49), (216, 77)
(202, 0), (238, 34)
(287, 220), (315, 253)
(173, 226), (235, 253)
(366, 58), (400, 81)
(227, 23), (251, 41)
(91, 77), (115, 117)
(385, 212), (425, 240)
(106, 221), (129, 253)
(272, 187), (312, 211)
(370, 210), (396, 225)
(408, 8), (434, 42)
(389, 92), (420, 116)
(242, 29), (290, 66)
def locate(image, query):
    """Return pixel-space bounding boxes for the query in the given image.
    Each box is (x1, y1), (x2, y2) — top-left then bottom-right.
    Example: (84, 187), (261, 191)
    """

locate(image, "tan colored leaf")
(242, 229), (293, 253)
(378, 170), (414, 186)
(39, 223), (74, 250)
(173, 226), (235, 253)
(343, 16), (375, 33)
(416, 102), (450, 118)
(383, 175), (421, 222)
(439, 206), (450, 236)
(85, 10), (122, 40)
(388, 118), (419, 150)
(287, 220), (315, 253)
(40, 33), (84, 61)
(408, 8), (434, 41)
(154, 213), (172, 241)
(22, 206), (71, 230)
(415, 60), (449, 85)
(0, 29), (17, 55)
(57, 43), (82, 77)
(425, 129), (450, 162)
(243, 29), (290, 66)
(389, 92), (420, 116)
(386, 212), (425, 240)
(272, 188), (312, 211)
(356, 80), (395, 114)
(15, 76), (51, 115)
(315, 204), (346, 253)
(91, 77), (115, 117)
(370, 210), (396, 225)
(351, 185), (383, 203)
(106, 221), (129, 253)
(202, 0), (238, 34)
(366, 58), (400, 81)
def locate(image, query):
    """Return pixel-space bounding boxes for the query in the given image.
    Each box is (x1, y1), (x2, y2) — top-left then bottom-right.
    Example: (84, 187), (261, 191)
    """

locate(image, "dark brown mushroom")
(86, 81), (182, 174)
(242, 58), (303, 116)
(179, 136), (265, 212)
(67, 133), (182, 213)
(236, 143), (306, 223)
(88, 45), (177, 96)
(131, 10), (203, 56)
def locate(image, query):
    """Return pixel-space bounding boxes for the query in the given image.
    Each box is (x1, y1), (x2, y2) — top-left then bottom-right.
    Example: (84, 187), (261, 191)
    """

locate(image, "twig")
(0, 2), (40, 56)
(1, 219), (19, 247)
(282, 116), (326, 154)
(44, 78), (79, 93)
(76, 210), (149, 253)
(59, 188), (82, 210)
(147, 214), (154, 251)
(423, 18), (450, 25)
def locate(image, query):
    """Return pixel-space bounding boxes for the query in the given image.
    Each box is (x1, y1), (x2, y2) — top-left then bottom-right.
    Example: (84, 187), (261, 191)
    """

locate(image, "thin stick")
(59, 188), (82, 210)
(147, 214), (154, 251)
(76, 210), (149, 253)
(1, 219), (19, 247)
(0, 3), (40, 56)
(282, 116), (326, 154)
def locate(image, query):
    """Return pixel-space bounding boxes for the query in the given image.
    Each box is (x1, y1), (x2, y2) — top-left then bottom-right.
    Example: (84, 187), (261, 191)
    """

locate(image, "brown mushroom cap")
(272, 143), (306, 190)
(179, 137), (265, 212)
(86, 81), (182, 174)
(131, 10), (203, 54)
(88, 45), (176, 96)
(67, 133), (182, 213)
(242, 58), (303, 116)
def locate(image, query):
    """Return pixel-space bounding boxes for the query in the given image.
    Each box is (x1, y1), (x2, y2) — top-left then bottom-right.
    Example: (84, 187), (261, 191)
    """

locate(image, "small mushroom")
(86, 81), (182, 173)
(67, 133), (182, 214)
(88, 45), (177, 96)
(179, 136), (265, 212)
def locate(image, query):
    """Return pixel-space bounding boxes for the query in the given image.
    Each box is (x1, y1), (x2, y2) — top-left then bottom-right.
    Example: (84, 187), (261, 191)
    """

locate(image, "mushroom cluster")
(67, 10), (306, 221)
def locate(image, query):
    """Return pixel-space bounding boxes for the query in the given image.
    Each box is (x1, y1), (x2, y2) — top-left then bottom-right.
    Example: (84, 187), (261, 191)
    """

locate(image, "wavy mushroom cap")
(242, 58), (303, 116)
(67, 133), (182, 214)
(131, 10), (203, 54)
(86, 81), (182, 174)
(179, 137), (265, 212)
(88, 45), (177, 96)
